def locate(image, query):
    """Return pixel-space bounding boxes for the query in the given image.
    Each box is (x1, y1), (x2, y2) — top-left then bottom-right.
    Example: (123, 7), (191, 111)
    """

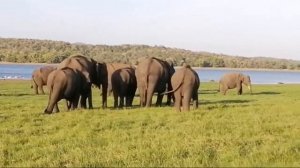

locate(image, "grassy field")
(0, 80), (299, 167)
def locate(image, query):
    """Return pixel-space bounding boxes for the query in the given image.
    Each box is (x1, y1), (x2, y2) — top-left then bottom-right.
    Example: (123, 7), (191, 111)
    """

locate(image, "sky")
(1, 0), (300, 60)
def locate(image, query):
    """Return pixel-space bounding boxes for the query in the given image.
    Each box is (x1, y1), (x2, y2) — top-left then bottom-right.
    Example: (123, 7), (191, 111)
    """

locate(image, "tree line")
(1, 38), (300, 70)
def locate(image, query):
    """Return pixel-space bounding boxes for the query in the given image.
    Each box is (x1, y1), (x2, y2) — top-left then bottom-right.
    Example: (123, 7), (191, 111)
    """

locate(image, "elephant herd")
(31, 55), (252, 114)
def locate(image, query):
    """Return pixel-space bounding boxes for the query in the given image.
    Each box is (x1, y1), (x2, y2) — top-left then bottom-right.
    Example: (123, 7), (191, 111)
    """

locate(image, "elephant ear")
(238, 73), (244, 82)
(81, 70), (90, 83)
(95, 62), (108, 87)
(94, 63), (102, 86)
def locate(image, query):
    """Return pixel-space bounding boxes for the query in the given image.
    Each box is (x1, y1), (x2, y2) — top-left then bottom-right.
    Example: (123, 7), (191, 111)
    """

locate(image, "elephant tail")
(161, 67), (187, 95)
(162, 82), (183, 95)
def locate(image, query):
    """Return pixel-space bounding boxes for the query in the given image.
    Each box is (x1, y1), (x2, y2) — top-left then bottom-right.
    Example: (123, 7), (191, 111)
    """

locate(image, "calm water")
(1, 64), (300, 84)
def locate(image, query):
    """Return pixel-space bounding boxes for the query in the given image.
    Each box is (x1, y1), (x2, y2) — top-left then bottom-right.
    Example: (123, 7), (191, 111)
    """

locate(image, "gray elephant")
(58, 55), (108, 108)
(219, 73), (252, 95)
(44, 67), (89, 114)
(31, 66), (56, 94)
(136, 57), (175, 107)
(106, 63), (132, 96)
(166, 65), (200, 112)
(111, 67), (137, 108)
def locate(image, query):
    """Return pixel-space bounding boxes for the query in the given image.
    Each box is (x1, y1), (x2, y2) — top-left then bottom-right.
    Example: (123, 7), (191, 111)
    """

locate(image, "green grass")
(0, 80), (299, 167)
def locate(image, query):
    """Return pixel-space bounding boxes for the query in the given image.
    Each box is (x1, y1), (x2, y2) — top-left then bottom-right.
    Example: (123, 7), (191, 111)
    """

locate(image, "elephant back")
(58, 55), (97, 84)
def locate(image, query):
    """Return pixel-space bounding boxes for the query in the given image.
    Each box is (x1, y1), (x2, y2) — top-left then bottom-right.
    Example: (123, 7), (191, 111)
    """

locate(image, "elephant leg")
(166, 93), (174, 106)
(138, 86), (146, 107)
(71, 96), (80, 110)
(166, 82), (173, 106)
(126, 94), (134, 107)
(87, 86), (93, 109)
(40, 86), (45, 95)
(44, 105), (52, 114)
(237, 86), (242, 95)
(182, 92), (192, 111)
(33, 83), (38, 94)
(44, 89), (60, 114)
(192, 90), (199, 110)
(53, 103), (59, 113)
(139, 91), (144, 107)
(119, 96), (124, 108)
(113, 91), (118, 108)
(80, 96), (87, 109)
(220, 84), (227, 95)
(66, 100), (71, 111)
(125, 96), (130, 107)
(222, 85), (228, 95)
(174, 92), (182, 112)
(102, 83), (108, 109)
(156, 93), (164, 107)
(146, 84), (155, 107)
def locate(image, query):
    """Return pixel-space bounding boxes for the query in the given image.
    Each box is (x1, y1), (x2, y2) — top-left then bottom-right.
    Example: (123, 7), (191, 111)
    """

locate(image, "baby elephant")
(44, 67), (89, 114)
(111, 67), (137, 108)
(31, 66), (56, 94)
(167, 65), (200, 112)
(219, 73), (252, 95)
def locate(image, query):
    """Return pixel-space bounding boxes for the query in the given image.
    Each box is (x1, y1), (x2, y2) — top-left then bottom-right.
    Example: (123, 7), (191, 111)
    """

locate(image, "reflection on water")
(1, 64), (300, 84)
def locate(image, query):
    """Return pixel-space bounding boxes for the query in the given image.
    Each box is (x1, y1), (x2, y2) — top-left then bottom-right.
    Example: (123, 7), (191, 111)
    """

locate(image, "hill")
(0, 38), (300, 70)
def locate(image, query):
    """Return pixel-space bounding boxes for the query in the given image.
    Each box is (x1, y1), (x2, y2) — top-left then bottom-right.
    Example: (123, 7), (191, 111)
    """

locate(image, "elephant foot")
(44, 109), (52, 114)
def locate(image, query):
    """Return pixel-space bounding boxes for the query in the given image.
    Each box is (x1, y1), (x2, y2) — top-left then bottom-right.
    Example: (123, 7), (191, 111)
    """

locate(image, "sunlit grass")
(0, 80), (299, 166)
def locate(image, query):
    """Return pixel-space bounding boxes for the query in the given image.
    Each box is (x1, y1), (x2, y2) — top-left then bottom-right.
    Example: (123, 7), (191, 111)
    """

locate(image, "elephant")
(31, 66), (56, 94)
(219, 73), (252, 95)
(136, 57), (175, 107)
(58, 55), (108, 108)
(165, 65), (200, 112)
(44, 67), (89, 114)
(111, 67), (137, 108)
(106, 63), (132, 96)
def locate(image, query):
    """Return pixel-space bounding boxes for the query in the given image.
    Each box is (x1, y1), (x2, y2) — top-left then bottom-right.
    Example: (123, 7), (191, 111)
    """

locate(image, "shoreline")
(177, 66), (300, 72)
(1, 78), (300, 85)
(1, 61), (300, 72)
(0, 62), (58, 66)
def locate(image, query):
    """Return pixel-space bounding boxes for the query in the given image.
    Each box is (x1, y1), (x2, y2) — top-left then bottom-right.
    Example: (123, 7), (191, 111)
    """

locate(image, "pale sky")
(1, 0), (300, 60)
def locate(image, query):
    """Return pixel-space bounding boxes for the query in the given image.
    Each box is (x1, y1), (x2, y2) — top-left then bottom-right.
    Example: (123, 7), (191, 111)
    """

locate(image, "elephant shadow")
(251, 91), (280, 95)
(201, 99), (255, 110)
(202, 99), (255, 105)
(107, 104), (143, 110)
(199, 89), (219, 95)
(0, 93), (32, 97)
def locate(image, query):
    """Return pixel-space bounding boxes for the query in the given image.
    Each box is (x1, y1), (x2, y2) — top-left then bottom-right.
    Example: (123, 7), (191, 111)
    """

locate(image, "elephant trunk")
(247, 84), (252, 94)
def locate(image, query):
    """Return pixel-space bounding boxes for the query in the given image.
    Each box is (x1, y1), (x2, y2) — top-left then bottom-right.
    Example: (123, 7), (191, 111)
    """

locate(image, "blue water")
(1, 64), (300, 84)
(0, 64), (45, 80)
(198, 68), (300, 84)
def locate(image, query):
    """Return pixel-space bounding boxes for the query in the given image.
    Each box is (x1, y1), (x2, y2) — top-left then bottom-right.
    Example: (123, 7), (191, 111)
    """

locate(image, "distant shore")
(189, 66), (300, 72)
(0, 61), (58, 66)
(1, 61), (300, 72)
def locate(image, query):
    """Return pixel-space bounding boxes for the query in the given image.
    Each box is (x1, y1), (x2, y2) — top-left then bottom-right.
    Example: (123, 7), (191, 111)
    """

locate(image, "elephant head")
(240, 74), (252, 94)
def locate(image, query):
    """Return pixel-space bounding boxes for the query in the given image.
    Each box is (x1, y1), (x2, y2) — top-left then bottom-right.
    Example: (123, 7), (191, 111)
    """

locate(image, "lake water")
(1, 64), (300, 84)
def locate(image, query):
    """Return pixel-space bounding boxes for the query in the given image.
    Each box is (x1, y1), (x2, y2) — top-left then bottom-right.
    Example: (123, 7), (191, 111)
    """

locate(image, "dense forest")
(1, 38), (300, 70)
